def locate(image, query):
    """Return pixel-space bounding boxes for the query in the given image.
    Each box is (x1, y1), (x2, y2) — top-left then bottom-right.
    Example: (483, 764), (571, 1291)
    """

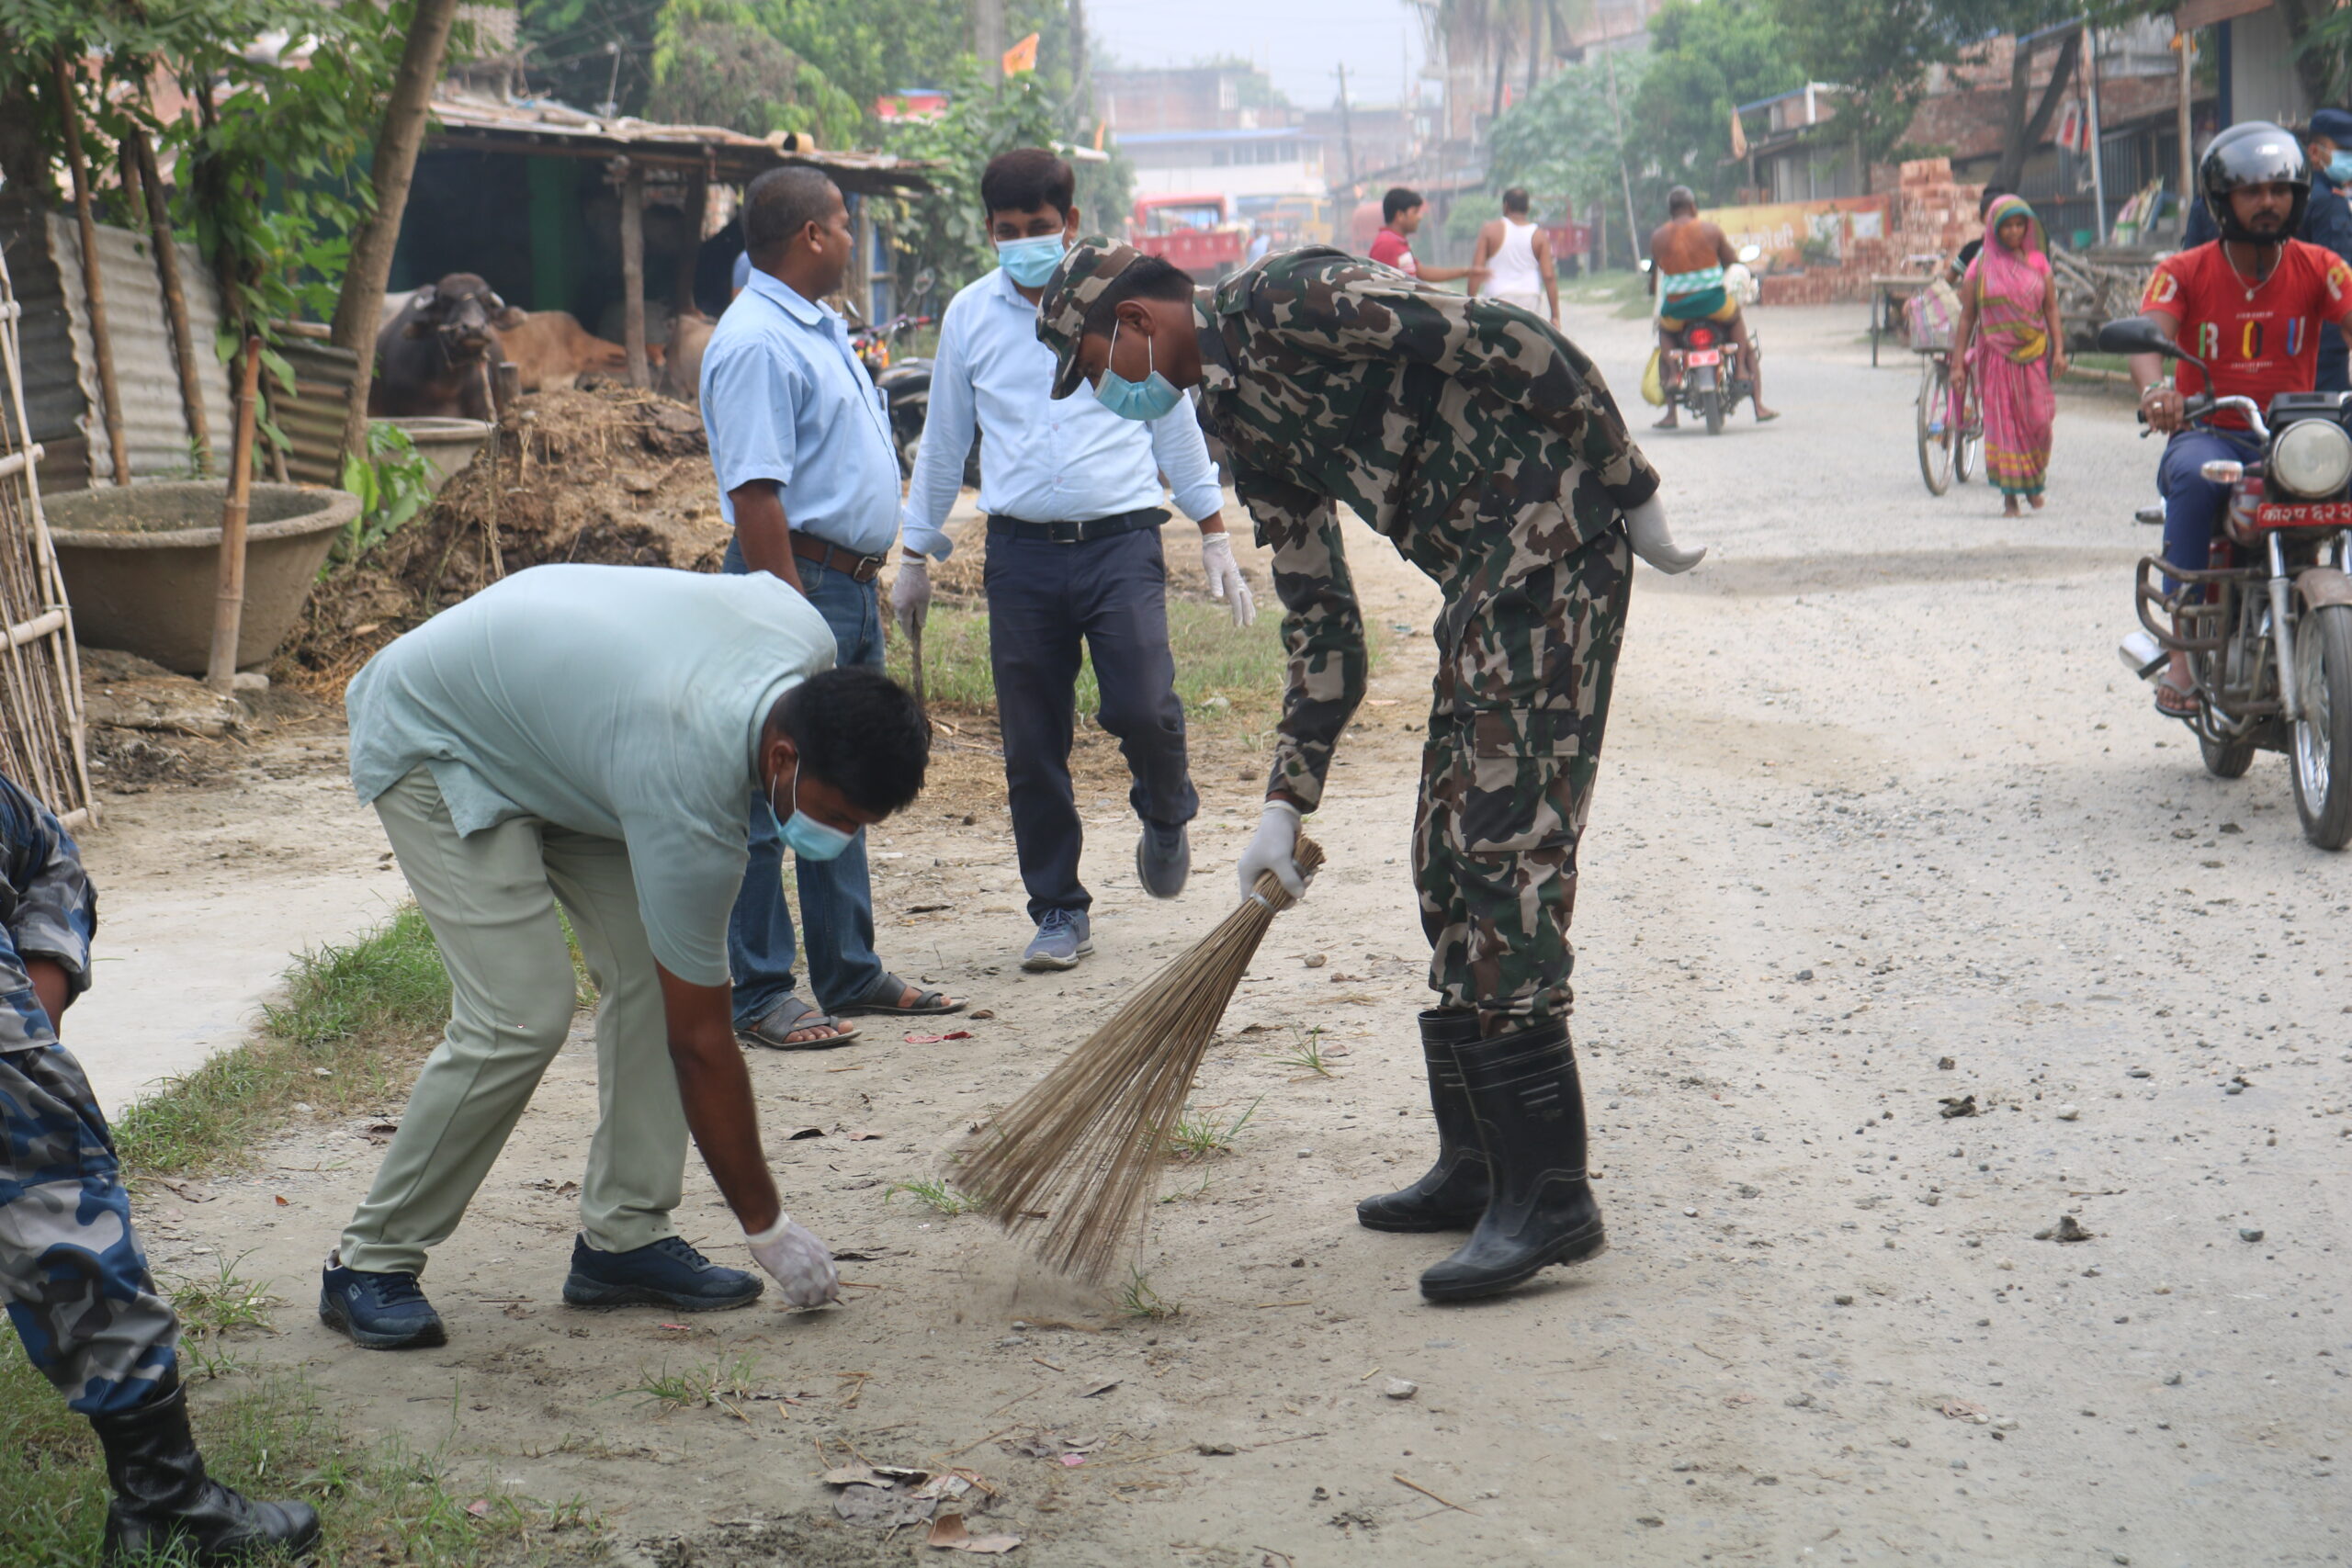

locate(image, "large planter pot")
(379, 416), (493, 492)
(46, 481), (361, 675)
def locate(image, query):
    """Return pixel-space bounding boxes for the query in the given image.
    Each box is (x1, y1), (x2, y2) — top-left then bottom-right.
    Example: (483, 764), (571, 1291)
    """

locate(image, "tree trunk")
(331, 0), (462, 469)
(1994, 27), (2083, 194)
(130, 128), (213, 475)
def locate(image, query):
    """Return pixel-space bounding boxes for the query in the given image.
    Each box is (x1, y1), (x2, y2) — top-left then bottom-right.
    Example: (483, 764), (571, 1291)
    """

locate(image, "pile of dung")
(277, 385), (732, 695)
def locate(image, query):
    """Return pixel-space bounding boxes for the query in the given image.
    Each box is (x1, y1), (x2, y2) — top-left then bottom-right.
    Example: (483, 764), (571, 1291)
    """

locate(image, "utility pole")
(1601, 41), (1640, 271)
(2085, 21), (2108, 245)
(972, 0), (1007, 84)
(1336, 62), (1360, 195)
(2176, 25), (2194, 237)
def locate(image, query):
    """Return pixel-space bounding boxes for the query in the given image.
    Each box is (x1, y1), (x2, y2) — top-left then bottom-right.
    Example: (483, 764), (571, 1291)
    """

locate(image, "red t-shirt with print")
(2141, 238), (2352, 422)
(1368, 227), (1419, 276)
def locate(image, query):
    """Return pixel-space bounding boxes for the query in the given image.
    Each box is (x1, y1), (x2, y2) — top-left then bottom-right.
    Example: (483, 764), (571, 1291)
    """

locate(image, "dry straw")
(963, 836), (1326, 1280)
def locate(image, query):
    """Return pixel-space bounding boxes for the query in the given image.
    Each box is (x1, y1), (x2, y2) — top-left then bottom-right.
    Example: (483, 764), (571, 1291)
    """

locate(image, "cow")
(660, 310), (716, 403)
(499, 310), (631, 392)
(369, 273), (525, 420)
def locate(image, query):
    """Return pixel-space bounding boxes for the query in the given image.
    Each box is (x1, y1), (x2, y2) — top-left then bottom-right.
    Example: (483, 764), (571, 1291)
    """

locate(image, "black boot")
(91, 1376), (322, 1564)
(1419, 1019), (1607, 1303)
(1356, 1009), (1490, 1231)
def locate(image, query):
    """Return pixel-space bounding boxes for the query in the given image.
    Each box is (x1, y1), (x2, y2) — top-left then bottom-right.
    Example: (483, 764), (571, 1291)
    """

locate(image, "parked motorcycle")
(847, 271), (979, 489)
(2102, 315), (2352, 849)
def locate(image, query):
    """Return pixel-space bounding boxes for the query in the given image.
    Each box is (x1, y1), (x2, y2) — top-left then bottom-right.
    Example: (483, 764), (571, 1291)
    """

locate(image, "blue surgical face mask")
(2330, 152), (2352, 186)
(766, 759), (854, 862)
(996, 232), (1067, 288)
(1093, 321), (1184, 423)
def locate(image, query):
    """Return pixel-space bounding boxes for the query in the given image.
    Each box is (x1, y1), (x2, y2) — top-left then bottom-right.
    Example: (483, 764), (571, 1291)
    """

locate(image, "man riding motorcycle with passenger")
(1647, 186), (1779, 426)
(2132, 122), (2352, 717)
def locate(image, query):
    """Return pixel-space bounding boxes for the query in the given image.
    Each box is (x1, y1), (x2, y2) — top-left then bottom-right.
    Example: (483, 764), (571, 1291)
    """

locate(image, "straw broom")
(962, 836), (1326, 1281)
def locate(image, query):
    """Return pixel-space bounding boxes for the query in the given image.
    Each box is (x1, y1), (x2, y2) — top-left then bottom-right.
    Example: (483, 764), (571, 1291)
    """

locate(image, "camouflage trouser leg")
(1412, 524), (1633, 1036)
(0, 1041), (179, 1415)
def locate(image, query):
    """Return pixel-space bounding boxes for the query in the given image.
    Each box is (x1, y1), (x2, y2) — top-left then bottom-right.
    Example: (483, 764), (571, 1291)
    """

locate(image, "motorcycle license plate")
(2255, 501), (2352, 528)
(1687, 349), (1722, 367)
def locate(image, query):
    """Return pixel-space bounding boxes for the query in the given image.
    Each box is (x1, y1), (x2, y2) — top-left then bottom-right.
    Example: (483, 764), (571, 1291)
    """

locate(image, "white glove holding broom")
(746, 1213), (839, 1308)
(1237, 799), (1307, 900)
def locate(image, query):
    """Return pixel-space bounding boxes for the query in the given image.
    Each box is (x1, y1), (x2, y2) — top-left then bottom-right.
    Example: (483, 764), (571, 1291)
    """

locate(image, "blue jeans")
(2158, 428), (2265, 588)
(722, 536), (886, 1023)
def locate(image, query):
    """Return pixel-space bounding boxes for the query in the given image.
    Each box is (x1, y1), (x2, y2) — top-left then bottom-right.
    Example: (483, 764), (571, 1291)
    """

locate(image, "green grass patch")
(112, 905), (453, 1179)
(888, 597), (1382, 724)
(885, 1177), (975, 1216)
(0, 1333), (598, 1566)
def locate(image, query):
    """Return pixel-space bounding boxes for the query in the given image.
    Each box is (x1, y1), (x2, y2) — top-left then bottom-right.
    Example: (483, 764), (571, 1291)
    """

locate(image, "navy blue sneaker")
(319, 1257), (447, 1350)
(561, 1234), (763, 1311)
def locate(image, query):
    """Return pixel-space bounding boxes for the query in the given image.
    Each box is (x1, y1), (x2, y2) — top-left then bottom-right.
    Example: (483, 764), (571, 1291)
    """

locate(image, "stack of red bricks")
(1755, 158), (1983, 306)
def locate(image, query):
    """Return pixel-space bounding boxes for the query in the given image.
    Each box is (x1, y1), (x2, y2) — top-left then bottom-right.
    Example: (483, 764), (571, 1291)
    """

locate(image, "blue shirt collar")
(742, 266), (828, 326)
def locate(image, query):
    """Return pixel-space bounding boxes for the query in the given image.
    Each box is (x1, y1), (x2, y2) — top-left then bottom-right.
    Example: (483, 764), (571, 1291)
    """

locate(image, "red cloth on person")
(1368, 227), (1419, 276)
(2141, 239), (2352, 424)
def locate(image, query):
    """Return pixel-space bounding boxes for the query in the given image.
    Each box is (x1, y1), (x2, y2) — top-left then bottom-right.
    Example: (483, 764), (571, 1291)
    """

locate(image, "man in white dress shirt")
(893, 148), (1253, 972)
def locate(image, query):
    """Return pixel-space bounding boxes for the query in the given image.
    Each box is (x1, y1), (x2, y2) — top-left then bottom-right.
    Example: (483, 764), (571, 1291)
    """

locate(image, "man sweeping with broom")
(1035, 241), (1702, 1303)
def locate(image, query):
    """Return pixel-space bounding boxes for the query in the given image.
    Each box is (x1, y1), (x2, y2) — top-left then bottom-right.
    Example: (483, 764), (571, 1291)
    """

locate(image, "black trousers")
(984, 525), (1198, 922)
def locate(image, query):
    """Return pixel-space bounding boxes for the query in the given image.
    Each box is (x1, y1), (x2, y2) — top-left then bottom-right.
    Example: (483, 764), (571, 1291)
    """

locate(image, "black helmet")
(2200, 120), (2310, 243)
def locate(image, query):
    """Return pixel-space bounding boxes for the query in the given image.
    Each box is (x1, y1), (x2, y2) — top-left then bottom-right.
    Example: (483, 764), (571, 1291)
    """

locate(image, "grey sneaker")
(1136, 819), (1190, 899)
(1022, 908), (1092, 971)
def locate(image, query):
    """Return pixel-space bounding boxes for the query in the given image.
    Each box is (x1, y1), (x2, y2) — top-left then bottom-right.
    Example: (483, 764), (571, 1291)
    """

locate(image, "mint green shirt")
(346, 564), (836, 985)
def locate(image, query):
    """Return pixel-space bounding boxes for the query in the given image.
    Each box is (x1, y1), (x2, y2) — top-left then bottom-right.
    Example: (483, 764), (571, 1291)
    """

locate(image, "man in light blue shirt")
(324, 565), (931, 1348)
(893, 148), (1254, 972)
(701, 165), (962, 1048)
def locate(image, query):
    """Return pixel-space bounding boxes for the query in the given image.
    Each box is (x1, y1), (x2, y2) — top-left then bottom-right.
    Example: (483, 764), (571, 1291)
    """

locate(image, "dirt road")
(130, 303), (2346, 1566)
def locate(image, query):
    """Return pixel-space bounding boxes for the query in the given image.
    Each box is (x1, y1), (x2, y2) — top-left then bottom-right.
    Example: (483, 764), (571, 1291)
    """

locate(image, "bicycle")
(1915, 348), (1983, 495)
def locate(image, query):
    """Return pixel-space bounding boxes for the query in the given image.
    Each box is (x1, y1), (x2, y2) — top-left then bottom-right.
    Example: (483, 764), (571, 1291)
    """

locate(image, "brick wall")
(1754, 158), (1983, 305)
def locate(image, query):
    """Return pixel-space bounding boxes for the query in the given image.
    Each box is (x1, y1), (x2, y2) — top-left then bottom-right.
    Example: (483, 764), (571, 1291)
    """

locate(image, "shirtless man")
(1468, 187), (1558, 324)
(1647, 186), (1777, 425)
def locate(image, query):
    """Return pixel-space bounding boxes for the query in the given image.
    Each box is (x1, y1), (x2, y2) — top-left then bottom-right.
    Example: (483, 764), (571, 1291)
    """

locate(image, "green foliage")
(520, 0), (662, 116)
(335, 422), (437, 572)
(882, 64), (1067, 290)
(1631, 0), (1806, 206)
(1486, 55), (1647, 220)
(650, 6), (866, 147)
(886, 1177), (977, 1215)
(1445, 192), (1502, 248)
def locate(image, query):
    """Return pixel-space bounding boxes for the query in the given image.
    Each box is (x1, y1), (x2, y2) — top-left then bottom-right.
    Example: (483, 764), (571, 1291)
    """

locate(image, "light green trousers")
(338, 767), (689, 1276)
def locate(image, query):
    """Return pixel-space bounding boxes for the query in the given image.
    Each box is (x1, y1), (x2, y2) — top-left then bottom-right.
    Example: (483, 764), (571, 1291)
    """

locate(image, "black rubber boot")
(1419, 1019), (1607, 1303)
(92, 1376), (322, 1565)
(1356, 1009), (1490, 1232)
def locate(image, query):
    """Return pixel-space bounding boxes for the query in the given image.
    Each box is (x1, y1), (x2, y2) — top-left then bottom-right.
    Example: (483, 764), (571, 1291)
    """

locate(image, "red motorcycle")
(2103, 315), (2352, 849)
(1660, 318), (1761, 435)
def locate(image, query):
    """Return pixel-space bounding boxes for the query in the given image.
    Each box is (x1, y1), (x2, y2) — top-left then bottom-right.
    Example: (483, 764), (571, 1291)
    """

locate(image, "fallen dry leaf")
(926, 1513), (1023, 1553)
(464, 1499), (492, 1519)
(1079, 1378), (1120, 1398)
(846, 1130), (884, 1141)
(786, 1125), (826, 1140)
(967, 1009), (997, 1021)
(821, 1466), (889, 1489)
(272, 1195), (289, 1207)
(914, 1472), (974, 1500)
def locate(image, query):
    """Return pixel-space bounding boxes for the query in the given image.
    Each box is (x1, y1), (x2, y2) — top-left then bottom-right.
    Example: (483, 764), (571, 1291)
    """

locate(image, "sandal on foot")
(2154, 679), (2199, 719)
(835, 972), (965, 1018)
(737, 996), (858, 1050)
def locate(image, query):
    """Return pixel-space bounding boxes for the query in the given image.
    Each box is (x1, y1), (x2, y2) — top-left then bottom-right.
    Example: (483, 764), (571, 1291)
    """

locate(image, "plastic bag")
(1640, 347), (1666, 407)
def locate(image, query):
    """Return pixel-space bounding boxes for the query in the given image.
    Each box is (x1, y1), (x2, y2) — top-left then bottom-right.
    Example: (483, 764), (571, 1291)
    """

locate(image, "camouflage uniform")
(1042, 244), (1657, 1034)
(0, 773), (178, 1415)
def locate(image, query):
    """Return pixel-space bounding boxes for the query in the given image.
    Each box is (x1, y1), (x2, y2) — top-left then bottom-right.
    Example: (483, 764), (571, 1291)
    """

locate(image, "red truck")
(1131, 193), (1248, 280)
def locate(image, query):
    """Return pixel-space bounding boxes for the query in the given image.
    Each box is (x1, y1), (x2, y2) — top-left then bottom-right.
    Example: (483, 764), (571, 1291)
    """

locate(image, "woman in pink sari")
(1950, 195), (2067, 515)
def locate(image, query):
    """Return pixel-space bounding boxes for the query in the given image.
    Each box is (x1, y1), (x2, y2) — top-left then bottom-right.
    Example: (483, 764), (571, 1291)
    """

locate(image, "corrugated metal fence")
(0, 209), (236, 490)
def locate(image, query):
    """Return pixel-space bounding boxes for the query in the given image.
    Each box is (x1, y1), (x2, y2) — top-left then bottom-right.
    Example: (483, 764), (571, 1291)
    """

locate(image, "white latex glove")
(889, 553), (932, 637)
(1625, 494), (1705, 574)
(1200, 531), (1256, 627)
(1235, 799), (1306, 901)
(746, 1214), (840, 1308)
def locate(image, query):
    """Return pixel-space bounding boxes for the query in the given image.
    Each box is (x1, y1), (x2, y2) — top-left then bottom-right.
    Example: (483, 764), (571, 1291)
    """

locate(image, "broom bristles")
(961, 837), (1326, 1281)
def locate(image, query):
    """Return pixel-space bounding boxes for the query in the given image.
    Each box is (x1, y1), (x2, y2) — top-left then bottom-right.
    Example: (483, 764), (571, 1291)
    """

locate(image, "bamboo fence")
(0, 240), (96, 829)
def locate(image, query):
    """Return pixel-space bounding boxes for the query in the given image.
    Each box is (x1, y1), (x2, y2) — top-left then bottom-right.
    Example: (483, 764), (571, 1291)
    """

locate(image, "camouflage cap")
(1037, 237), (1143, 400)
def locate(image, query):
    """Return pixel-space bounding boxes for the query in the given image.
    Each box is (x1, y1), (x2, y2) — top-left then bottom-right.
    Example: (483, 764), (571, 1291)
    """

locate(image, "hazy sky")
(1086, 0), (1429, 110)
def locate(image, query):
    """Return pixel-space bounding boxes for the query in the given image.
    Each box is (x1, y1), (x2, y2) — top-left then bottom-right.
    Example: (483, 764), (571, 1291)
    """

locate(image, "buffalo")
(370, 273), (524, 420)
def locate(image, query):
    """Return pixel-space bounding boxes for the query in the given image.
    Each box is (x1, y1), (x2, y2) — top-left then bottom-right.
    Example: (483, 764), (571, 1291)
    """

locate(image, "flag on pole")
(1002, 32), (1039, 75)
(1729, 106), (1748, 160)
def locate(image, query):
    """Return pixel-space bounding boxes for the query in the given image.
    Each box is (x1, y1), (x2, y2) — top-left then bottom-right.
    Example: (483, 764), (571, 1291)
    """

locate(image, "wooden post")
(53, 56), (131, 488)
(130, 129), (213, 475)
(208, 337), (262, 692)
(674, 171), (707, 318)
(2177, 26), (2195, 236)
(850, 194), (872, 322)
(618, 159), (649, 389)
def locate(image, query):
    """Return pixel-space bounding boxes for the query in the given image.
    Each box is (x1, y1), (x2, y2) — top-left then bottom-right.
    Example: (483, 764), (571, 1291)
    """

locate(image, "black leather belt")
(986, 507), (1170, 545)
(789, 533), (887, 583)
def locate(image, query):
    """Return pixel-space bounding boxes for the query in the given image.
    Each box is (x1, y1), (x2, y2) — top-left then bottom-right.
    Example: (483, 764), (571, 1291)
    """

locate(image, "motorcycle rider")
(2182, 113), (2352, 392)
(1647, 186), (1778, 426)
(2132, 122), (2352, 716)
